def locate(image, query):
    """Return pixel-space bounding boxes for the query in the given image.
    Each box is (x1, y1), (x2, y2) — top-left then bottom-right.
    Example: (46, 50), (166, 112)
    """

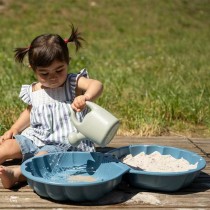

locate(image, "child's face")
(35, 60), (68, 88)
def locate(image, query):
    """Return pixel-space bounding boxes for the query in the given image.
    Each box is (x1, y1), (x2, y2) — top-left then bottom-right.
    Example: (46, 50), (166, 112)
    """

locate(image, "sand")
(68, 175), (97, 182)
(121, 151), (198, 172)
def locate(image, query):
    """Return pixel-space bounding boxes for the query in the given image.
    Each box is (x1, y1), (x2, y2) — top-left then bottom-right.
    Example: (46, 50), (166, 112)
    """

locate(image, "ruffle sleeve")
(76, 68), (89, 81)
(19, 85), (32, 105)
(69, 69), (89, 99)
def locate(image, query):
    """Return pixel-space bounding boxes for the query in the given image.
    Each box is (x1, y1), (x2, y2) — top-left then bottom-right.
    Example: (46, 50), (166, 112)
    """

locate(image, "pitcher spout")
(68, 132), (87, 146)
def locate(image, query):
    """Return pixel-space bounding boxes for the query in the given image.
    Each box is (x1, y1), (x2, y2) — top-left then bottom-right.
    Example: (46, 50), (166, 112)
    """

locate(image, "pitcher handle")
(85, 101), (100, 111)
(70, 101), (95, 126)
(69, 104), (81, 127)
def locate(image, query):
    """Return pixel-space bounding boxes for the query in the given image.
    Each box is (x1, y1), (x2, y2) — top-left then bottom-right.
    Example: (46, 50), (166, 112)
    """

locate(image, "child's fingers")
(4, 132), (13, 140)
(0, 136), (3, 144)
(0, 131), (13, 142)
(0, 136), (9, 144)
(71, 96), (86, 112)
(71, 103), (80, 112)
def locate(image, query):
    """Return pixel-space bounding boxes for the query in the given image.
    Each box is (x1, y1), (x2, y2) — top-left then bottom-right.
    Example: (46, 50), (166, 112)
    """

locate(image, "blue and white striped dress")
(20, 69), (95, 152)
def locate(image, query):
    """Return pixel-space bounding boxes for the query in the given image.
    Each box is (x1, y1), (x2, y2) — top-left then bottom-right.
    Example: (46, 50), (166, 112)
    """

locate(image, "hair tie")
(64, 38), (68, 43)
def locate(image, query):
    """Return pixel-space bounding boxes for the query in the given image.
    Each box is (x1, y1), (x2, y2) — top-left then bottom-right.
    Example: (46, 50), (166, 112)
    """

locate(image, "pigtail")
(14, 47), (29, 63)
(65, 24), (85, 51)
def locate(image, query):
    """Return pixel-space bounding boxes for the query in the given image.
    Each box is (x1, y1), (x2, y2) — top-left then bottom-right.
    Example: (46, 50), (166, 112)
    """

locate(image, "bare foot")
(0, 166), (17, 188)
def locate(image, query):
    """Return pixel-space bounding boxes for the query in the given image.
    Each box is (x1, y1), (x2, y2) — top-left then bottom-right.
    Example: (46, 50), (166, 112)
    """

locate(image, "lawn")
(0, 0), (210, 137)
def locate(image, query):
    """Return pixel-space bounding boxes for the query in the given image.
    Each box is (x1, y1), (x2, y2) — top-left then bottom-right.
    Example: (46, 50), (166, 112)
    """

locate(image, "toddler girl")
(0, 25), (103, 188)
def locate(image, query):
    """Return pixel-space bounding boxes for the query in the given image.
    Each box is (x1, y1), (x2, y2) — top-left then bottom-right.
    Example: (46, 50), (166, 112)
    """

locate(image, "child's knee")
(36, 151), (48, 156)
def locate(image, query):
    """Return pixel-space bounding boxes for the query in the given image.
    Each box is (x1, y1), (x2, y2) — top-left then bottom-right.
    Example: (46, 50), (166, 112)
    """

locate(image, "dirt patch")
(0, 0), (11, 12)
(125, 192), (161, 205)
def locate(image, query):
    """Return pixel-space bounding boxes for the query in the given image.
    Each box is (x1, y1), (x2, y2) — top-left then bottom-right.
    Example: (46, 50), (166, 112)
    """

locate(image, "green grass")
(0, 0), (210, 137)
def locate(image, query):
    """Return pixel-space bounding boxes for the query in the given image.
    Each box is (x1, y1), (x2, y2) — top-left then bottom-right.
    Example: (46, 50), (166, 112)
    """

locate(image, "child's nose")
(49, 73), (57, 80)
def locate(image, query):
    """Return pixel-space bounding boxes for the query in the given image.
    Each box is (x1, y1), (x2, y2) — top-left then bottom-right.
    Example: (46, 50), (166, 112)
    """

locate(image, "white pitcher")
(68, 101), (120, 147)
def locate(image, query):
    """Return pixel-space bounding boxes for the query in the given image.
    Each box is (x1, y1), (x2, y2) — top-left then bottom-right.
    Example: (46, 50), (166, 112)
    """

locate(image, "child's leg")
(0, 139), (22, 164)
(0, 166), (25, 189)
(0, 150), (48, 189)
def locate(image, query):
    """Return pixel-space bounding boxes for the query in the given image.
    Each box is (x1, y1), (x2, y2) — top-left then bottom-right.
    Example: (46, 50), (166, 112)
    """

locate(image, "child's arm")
(0, 105), (31, 142)
(71, 77), (103, 112)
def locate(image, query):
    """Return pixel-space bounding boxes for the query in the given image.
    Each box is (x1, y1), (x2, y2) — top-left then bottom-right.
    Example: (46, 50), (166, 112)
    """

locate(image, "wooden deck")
(1, 136), (209, 209)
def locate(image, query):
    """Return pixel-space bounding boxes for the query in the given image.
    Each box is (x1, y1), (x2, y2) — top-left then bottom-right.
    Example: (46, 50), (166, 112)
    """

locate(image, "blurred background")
(0, 0), (210, 137)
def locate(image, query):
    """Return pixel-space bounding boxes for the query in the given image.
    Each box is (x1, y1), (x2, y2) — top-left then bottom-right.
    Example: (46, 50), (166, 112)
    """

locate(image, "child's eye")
(56, 69), (63, 73)
(41, 72), (48, 76)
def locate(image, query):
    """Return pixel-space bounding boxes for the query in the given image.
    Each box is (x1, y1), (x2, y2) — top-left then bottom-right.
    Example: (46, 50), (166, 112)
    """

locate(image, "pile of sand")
(121, 151), (198, 172)
(68, 175), (96, 182)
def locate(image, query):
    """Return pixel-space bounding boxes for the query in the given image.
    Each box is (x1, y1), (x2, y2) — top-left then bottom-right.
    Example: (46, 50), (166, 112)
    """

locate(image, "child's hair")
(14, 24), (84, 70)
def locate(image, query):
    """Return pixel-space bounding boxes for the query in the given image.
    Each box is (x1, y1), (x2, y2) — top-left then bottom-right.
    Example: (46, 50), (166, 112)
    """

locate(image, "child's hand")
(0, 128), (18, 144)
(71, 95), (89, 112)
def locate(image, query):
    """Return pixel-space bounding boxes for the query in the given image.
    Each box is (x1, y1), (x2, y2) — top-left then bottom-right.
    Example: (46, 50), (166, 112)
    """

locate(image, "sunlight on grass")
(0, 0), (210, 137)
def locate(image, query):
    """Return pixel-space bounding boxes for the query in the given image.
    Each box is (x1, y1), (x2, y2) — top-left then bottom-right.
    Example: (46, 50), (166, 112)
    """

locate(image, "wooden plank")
(0, 187), (210, 208)
(99, 136), (208, 157)
(190, 139), (210, 155)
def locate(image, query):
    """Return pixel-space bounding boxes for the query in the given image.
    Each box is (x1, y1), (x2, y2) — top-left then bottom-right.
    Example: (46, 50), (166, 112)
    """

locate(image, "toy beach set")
(21, 102), (206, 202)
